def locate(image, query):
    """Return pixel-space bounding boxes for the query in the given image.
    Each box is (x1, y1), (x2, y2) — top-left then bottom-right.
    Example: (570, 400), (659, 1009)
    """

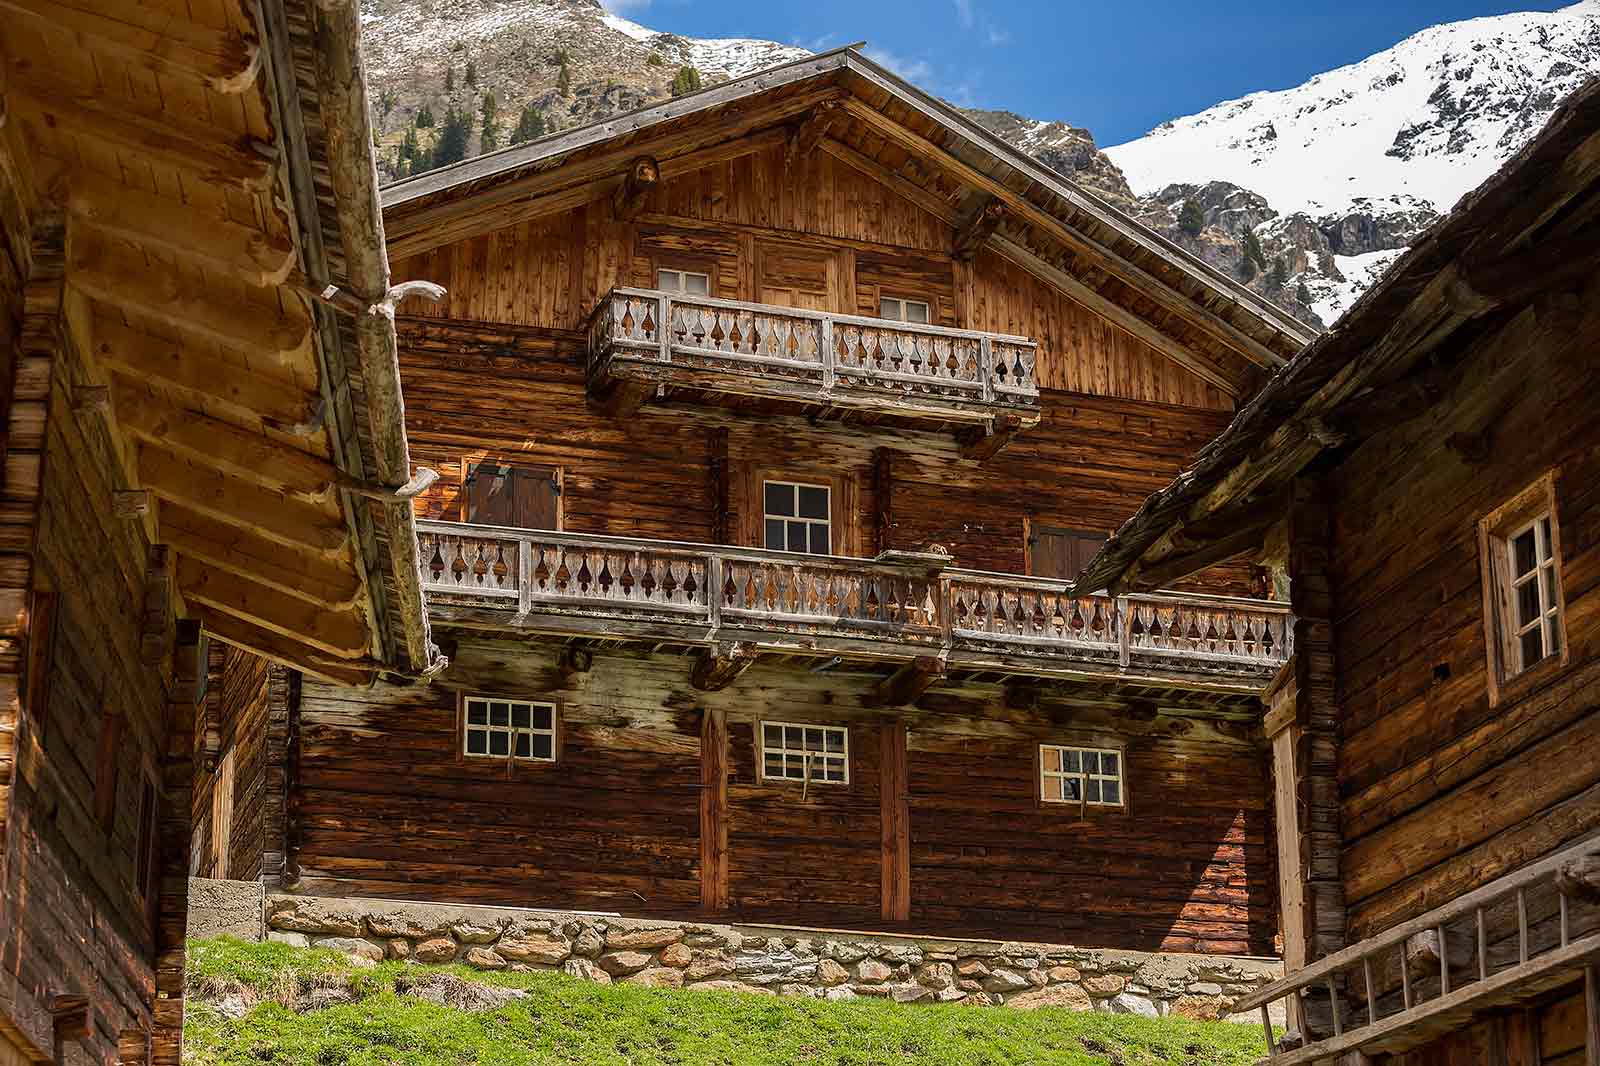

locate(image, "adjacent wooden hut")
(1080, 77), (1600, 1066)
(226, 51), (1317, 958)
(0, 2), (435, 1063)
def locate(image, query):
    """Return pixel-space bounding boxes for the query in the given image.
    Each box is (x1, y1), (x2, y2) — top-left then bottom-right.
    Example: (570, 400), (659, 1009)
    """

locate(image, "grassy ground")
(185, 938), (1273, 1066)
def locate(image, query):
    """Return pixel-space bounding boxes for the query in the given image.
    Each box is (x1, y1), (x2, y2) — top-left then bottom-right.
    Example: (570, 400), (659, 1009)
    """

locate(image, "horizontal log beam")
(138, 444), (347, 554)
(690, 641), (757, 692)
(866, 655), (946, 707)
(189, 605), (373, 688)
(158, 502), (363, 609)
(88, 313), (317, 429)
(176, 556), (369, 659)
(111, 381), (336, 497)
(0, 0), (260, 93)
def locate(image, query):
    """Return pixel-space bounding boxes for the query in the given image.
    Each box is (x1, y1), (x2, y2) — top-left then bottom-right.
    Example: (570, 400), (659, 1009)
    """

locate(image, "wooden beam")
(690, 641), (757, 692)
(158, 502), (362, 609)
(838, 97), (1289, 370)
(594, 378), (655, 420)
(991, 236), (1239, 397)
(64, 169), (294, 287)
(959, 413), (1030, 462)
(817, 134), (961, 225)
(111, 381), (336, 497)
(699, 706), (729, 912)
(611, 156), (659, 222)
(67, 230), (312, 361)
(8, 78), (273, 190)
(866, 655), (945, 707)
(189, 606), (372, 688)
(558, 643), (593, 681)
(785, 99), (843, 170)
(89, 313), (317, 429)
(113, 489), (150, 519)
(0, 0), (260, 93)
(138, 445), (347, 554)
(953, 197), (1005, 262)
(176, 556), (369, 659)
(880, 721), (910, 923)
(72, 382), (109, 413)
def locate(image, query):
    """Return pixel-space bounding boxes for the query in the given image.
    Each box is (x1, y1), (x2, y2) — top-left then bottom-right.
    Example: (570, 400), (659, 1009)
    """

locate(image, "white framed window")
(462, 695), (556, 762)
(760, 721), (848, 784)
(1040, 745), (1123, 807)
(879, 296), (930, 324)
(657, 268), (711, 296)
(763, 480), (831, 555)
(1479, 474), (1568, 700)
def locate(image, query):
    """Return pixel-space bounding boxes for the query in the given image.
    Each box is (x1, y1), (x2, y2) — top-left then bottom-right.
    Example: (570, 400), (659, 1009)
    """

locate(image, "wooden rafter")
(158, 502), (363, 609)
(0, 0), (261, 93)
(138, 445), (346, 554)
(188, 605), (372, 687)
(175, 556), (368, 659)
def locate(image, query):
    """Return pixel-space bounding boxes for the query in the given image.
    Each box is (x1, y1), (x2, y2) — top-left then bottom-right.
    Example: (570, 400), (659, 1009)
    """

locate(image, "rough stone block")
(659, 943), (693, 968)
(1006, 984), (1093, 1011)
(1171, 994), (1228, 1021)
(314, 937), (384, 963)
(465, 947), (507, 970)
(890, 983), (931, 1004)
(562, 959), (611, 984)
(270, 899), (362, 938)
(187, 878), (265, 941)
(1083, 974), (1126, 996)
(572, 928), (605, 958)
(823, 986), (857, 1002)
(981, 969), (1030, 993)
(598, 951), (652, 976)
(498, 934), (572, 965)
(626, 967), (684, 989)
(413, 938), (459, 964)
(267, 931), (310, 948)
(606, 927), (684, 951)
(955, 959), (989, 978)
(684, 955), (735, 981)
(1047, 966), (1081, 983)
(817, 959), (849, 986)
(827, 942), (868, 964)
(387, 938), (411, 960)
(856, 959), (892, 983)
(1110, 991), (1158, 1018)
(915, 962), (954, 989)
(451, 919), (505, 945)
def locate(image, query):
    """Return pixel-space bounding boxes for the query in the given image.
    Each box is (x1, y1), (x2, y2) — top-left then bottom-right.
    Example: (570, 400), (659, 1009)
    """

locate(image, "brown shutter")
(466, 463), (514, 525)
(513, 467), (559, 531)
(1031, 528), (1106, 581)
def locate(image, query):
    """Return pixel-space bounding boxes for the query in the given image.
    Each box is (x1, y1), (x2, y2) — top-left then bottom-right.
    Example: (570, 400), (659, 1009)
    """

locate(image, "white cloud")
(986, 26), (1009, 45)
(863, 46), (932, 83)
(600, 0), (651, 13)
(953, 0), (974, 28)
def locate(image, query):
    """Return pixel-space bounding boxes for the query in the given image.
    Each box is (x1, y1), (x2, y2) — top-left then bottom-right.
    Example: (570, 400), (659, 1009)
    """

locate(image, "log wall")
(1383, 990), (1588, 1066)
(285, 639), (1274, 952)
(191, 646), (272, 883)
(1328, 272), (1600, 944)
(389, 142), (1234, 412)
(395, 317), (1256, 594)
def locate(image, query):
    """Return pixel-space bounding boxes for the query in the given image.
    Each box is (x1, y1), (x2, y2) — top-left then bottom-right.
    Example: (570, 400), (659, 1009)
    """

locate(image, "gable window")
(879, 296), (930, 324)
(658, 268), (711, 296)
(760, 721), (848, 784)
(763, 481), (831, 555)
(462, 695), (557, 762)
(1479, 474), (1568, 699)
(465, 462), (559, 530)
(1040, 745), (1123, 806)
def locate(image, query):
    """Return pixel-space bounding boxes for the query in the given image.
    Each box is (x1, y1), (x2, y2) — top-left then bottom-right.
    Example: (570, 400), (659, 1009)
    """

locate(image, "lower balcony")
(417, 521), (1292, 694)
(586, 288), (1041, 456)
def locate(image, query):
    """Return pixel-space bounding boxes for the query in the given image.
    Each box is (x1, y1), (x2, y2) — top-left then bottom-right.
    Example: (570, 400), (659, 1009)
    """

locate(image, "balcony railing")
(417, 521), (1291, 689)
(1234, 836), (1600, 1065)
(586, 287), (1041, 434)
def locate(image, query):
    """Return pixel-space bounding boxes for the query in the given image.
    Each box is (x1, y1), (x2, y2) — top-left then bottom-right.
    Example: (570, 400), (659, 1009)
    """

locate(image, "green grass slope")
(186, 938), (1272, 1066)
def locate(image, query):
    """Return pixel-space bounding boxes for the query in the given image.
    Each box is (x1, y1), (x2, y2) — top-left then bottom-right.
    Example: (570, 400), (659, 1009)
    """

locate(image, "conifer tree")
(1178, 199), (1204, 237)
(1296, 281), (1312, 305)
(670, 65), (702, 96)
(479, 93), (500, 153)
(1238, 254), (1258, 282)
(1242, 229), (1267, 269)
(415, 104), (435, 128)
(557, 61), (571, 94)
(465, 60), (478, 88)
(1267, 256), (1288, 289)
(445, 65), (455, 93)
(510, 102), (547, 144)
(433, 105), (472, 167)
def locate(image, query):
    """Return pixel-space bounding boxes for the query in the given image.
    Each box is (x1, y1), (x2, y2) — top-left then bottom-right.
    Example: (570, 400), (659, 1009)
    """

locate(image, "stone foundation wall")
(251, 892), (1282, 1021)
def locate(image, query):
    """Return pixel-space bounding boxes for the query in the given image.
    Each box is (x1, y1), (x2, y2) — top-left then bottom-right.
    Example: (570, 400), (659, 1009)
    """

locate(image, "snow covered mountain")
(1105, 1), (1600, 321)
(360, 0), (1600, 326)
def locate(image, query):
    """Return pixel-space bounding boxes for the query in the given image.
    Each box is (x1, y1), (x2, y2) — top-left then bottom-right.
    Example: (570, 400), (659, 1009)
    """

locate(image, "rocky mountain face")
(361, 0), (1600, 327)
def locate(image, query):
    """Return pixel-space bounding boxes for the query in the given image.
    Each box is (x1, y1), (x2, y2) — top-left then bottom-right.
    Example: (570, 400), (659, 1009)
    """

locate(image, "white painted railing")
(418, 523), (1290, 681)
(587, 287), (1040, 413)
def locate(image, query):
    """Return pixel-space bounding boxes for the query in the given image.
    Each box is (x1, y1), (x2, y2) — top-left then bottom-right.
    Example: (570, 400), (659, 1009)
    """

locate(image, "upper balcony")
(586, 288), (1042, 457)
(417, 520), (1291, 696)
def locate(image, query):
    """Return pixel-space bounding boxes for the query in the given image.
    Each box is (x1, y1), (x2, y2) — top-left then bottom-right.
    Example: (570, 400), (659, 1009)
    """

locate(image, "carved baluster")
(427, 537), (445, 582)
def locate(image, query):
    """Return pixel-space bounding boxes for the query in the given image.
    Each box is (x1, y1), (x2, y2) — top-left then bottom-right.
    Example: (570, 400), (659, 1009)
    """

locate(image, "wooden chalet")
(1079, 78), (1600, 1065)
(0, 0), (437, 1063)
(196, 48), (1320, 959)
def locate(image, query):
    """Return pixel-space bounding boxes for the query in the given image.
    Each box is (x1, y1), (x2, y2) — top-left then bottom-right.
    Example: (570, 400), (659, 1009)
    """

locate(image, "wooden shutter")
(1031, 527), (1106, 581)
(466, 463), (559, 529)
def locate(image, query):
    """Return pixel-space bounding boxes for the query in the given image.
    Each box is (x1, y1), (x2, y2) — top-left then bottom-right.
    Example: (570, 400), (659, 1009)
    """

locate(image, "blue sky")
(601, 1), (1572, 146)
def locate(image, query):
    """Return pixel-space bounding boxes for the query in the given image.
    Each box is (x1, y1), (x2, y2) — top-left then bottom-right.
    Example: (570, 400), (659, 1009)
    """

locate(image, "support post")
(1586, 964), (1599, 1066)
(879, 721), (910, 923)
(699, 706), (729, 913)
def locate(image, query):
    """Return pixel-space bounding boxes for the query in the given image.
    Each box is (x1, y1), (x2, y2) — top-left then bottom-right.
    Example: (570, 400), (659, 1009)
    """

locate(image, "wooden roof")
(1076, 76), (1600, 596)
(380, 48), (1317, 402)
(0, 0), (441, 684)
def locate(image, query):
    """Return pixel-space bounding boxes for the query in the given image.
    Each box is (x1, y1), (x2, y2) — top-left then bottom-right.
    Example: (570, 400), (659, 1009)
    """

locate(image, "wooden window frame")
(458, 693), (560, 770)
(461, 458), (563, 530)
(762, 479), (833, 556)
(1478, 472), (1570, 706)
(657, 267), (712, 296)
(740, 465), (859, 557)
(878, 296), (931, 324)
(1038, 743), (1126, 809)
(758, 720), (850, 786)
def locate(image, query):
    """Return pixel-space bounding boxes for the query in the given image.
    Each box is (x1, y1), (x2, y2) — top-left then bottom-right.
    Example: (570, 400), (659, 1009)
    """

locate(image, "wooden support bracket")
(690, 642), (757, 692)
(1556, 853), (1600, 903)
(73, 383), (110, 413)
(953, 197), (1006, 262)
(612, 156), (659, 222)
(959, 414), (1028, 462)
(785, 99), (843, 171)
(866, 655), (946, 708)
(115, 488), (151, 519)
(558, 643), (594, 681)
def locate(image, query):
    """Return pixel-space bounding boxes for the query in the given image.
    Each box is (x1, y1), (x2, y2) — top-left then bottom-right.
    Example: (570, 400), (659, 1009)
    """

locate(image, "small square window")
(762, 481), (831, 556)
(1479, 475), (1568, 700)
(462, 696), (557, 764)
(658, 269), (711, 296)
(1040, 744), (1124, 808)
(759, 721), (849, 785)
(879, 297), (931, 324)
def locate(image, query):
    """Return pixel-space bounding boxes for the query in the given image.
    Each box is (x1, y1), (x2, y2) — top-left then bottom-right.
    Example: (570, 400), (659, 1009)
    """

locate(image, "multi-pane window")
(463, 696), (556, 762)
(658, 268), (711, 296)
(1499, 513), (1565, 677)
(763, 481), (831, 555)
(760, 722), (848, 784)
(879, 296), (930, 324)
(1040, 745), (1123, 806)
